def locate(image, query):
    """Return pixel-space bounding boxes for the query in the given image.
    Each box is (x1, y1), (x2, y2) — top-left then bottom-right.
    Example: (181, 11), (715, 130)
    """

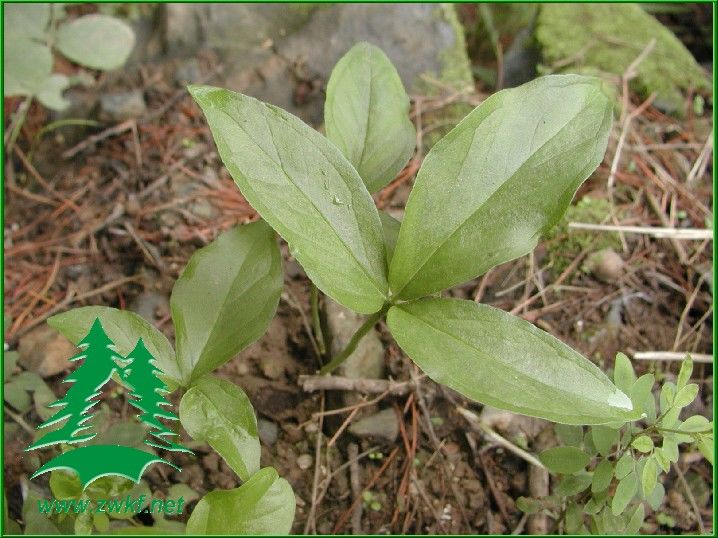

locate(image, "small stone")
(587, 248), (625, 283)
(348, 408), (399, 442)
(296, 453), (313, 470)
(129, 291), (169, 323)
(18, 326), (77, 378)
(100, 90), (146, 121)
(257, 419), (279, 446)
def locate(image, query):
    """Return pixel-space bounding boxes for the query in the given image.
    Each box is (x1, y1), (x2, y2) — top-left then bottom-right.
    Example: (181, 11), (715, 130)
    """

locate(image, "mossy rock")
(536, 4), (710, 115)
(544, 196), (622, 278)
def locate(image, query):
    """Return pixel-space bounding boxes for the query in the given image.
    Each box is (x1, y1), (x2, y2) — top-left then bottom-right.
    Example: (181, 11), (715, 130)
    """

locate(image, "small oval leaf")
(180, 376), (260, 481)
(56, 15), (135, 70)
(539, 447), (590, 475)
(389, 74), (613, 299)
(611, 471), (638, 515)
(186, 467), (295, 535)
(171, 221), (282, 385)
(386, 298), (638, 425)
(325, 42), (415, 192)
(189, 85), (388, 314)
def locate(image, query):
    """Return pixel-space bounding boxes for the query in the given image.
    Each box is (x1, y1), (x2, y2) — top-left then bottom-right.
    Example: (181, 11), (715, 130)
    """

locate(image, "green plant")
(189, 42), (638, 426)
(24, 222), (295, 535)
(3, 2), (134, 147)
(518, 353), (713, 534)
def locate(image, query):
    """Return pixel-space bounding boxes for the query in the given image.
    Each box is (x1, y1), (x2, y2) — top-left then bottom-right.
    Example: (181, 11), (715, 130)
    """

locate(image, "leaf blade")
(389, 74), (613, 299)
(171, 221), (282, 384)
(180, 376), (260, 481)
(56, 14), (135, 70)
(189, 85), (388, 313)
(386, 298), (638, 425)
(47, 306), (181, 386)
(186, 467), (295, 535)
(325, 42), (415, 192)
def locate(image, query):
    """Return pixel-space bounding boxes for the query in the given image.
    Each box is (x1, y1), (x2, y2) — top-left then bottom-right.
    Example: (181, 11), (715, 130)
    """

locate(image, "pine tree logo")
(25, 318), (192, 488)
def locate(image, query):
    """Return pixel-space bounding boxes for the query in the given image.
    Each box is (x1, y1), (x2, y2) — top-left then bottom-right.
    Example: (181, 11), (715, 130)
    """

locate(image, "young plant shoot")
(189, 42), (636, 427)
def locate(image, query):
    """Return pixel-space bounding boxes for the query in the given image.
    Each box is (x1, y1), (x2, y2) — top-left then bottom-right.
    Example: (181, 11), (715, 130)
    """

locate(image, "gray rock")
(348, 408), (399, 442)
(129, 291), (169, 323)
(325, 299), (385, 382)
(257, 418), (279, 446)
(100, 90), (147, 121)
(161, 4), (472, 125)
(18, 326), (76, 378)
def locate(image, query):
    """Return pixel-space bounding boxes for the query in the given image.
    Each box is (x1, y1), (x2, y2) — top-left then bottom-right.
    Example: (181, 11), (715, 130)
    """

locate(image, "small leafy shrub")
(189, 42), (638, 426)
(24, 222), (295, 535)
(3, 3), (135, 111)
(518, 354), (712, 534)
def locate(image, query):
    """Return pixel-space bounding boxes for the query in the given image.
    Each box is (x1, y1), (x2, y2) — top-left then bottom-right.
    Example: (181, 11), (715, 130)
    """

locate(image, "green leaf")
(676, 355), (693, 390)
(673, 383), (699, 408)
(388, 74), (613, 299)
(386, 297), (637, 424)
(4, 350), (19, 378)
(56, 14), (135, 70)
(613, 352), (636, 393)
(4, 3), (50, 40)
(325, 42), (415, 193)
(557, 473), (592, 496)
(661, 438), (679, 463)
(583, 496), (603, 515)
(379, 212), (401, 265)
(48, 306), (181, 387)
(659, 382), (675, 413)
(628, 373), (655, 418)
(625, 503), (645, 534)
(641, 457), (657, 498)
(678, 415), (710, 432)
(186, 467), (295, 535)
(565, 501), (584, 534)
(647, 482), (665, 510)
(516, 496), (542, 514)
(189, 85), (388, 314)
(555, 424), (583, 447)
(631, 435), (654, 453)
(179, 376), (260, 481)
(591, 459), (613, 493)
(697, 434), (713, 465)
(3, 38), (53, 97)
(611, 471), (638, 515)
(653, 448), (670, 473)
(614, 452), (634, 480)
(591, 426), (619, 456)
(36, 74), (71, 111)
(170, 221), (282, 384)
(539, 447), (590, 475)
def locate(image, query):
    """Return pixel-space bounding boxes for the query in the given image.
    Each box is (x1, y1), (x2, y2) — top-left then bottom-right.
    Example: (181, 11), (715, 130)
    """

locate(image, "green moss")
(536, 4), (710, 115)
(544, 196), (622, 277)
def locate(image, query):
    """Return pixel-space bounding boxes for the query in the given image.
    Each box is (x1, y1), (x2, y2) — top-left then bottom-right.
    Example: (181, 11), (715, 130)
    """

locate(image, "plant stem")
(319, 306), (388, 375)
(310, 284), (326, 356)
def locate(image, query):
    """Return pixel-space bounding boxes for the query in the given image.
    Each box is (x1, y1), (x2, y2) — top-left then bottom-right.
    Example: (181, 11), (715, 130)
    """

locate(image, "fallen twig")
(298, 374), (419, 395)
(633, 351), (712, 364)
(456, 406), (545, 469)
(568, 222), (713, 240)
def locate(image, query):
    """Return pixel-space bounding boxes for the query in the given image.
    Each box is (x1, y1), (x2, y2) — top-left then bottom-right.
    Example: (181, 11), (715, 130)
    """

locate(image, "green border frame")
(0, 0), (715, 536)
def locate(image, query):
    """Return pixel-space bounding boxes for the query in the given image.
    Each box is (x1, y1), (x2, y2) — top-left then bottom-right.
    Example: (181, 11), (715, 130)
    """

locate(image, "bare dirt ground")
(4, 18), (713, 536)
